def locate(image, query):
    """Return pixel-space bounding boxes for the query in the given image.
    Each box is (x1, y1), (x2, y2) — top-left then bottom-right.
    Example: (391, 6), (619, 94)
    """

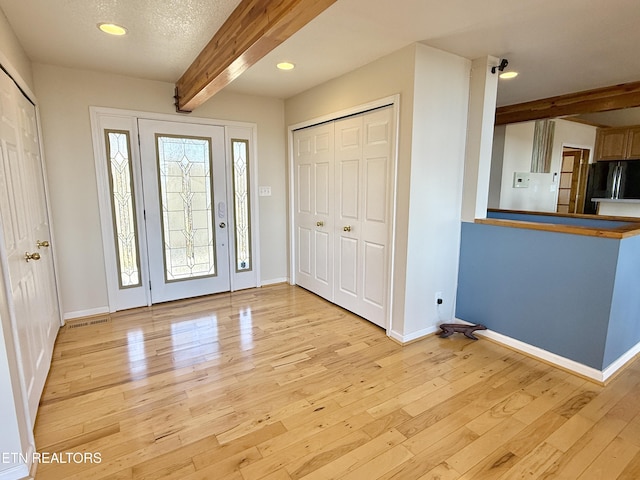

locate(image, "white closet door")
(293, 122), (334, 300)
(334, 107), (393, 328)
(0, 71), (59, 425)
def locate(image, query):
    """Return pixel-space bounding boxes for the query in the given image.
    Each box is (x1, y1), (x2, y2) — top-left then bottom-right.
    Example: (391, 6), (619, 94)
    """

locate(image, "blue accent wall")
(604, 234), (640, 368)
(456, 222), (621, 369)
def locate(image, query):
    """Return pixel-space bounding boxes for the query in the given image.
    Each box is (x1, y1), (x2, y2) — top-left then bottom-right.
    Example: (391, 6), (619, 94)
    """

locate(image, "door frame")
(556, 142), (592, 213)
(287, 95), (400, 335)
(90, 107), (260, 312)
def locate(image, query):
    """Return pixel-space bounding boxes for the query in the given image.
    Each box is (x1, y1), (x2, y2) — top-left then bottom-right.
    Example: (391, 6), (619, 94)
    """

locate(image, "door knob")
(343, 225), (352, 232)
(219, 222), (226, 228)
(37, 240), (50, 248)
(316, 221), (324, 227)
(25, 252), (41, 262)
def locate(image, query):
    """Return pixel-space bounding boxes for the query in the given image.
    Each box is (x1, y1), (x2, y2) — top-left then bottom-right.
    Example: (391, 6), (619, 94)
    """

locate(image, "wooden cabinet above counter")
(595, 125), (640, 160)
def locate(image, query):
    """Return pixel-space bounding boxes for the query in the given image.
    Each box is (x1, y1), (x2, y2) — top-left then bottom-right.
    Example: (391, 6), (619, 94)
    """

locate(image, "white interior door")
(138, 120), (230, 303)
(293, 122), (334, 300)
(334, 107), (393, 327)
(293, 106), (393, 328)
(0, 70), (59, 425)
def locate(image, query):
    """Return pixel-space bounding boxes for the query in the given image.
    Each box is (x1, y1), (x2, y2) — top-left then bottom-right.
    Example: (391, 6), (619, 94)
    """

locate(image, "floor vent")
(67, 317), (110, 329)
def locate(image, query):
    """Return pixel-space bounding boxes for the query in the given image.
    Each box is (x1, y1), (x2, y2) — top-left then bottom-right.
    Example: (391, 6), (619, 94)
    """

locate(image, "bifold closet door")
(334, 108), (393, 328)
(293, 122), (334, 300)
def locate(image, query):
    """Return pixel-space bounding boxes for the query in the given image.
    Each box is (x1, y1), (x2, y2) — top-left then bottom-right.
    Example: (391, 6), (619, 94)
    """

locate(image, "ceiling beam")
(495, 81), (640, 125)
(175, 0), (337, 112)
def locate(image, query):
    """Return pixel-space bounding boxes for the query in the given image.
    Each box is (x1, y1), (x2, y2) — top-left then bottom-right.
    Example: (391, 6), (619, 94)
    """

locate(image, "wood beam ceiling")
(495, 81), (640, 125)
(174, 0), (337, 112)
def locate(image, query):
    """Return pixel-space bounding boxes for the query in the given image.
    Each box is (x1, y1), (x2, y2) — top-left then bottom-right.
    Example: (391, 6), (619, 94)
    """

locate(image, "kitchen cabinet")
(627, 127), (640, 158)
(595, 126), (640, 161)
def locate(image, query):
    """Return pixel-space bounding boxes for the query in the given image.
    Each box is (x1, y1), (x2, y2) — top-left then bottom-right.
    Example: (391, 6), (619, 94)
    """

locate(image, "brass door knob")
(25, 252), (41, 262)
(316, 221), (324, 227)
(37, 240), (50, 248)
(343, 225), (352, 232)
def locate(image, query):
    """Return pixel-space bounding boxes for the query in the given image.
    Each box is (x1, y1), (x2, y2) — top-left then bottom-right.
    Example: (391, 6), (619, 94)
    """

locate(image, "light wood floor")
(34, 284), (640, 479)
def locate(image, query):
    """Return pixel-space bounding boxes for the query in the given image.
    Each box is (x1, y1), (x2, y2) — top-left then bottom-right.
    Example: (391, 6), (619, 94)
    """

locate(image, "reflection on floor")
(34, 284), (640, 479)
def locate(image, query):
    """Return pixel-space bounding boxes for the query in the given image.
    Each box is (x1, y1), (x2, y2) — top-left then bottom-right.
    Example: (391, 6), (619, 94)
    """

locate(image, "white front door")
(293, 122), (334, 300)
(138, 120), (230, 303)
(0, 70), (59, 425)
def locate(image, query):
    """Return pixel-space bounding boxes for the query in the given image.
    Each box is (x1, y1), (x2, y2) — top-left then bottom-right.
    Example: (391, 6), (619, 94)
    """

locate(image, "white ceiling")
(2, 0), (640, 107)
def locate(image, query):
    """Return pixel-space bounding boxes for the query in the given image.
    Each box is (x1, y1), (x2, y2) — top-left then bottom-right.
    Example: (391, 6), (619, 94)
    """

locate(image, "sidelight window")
(104, 130), (142, 288)
(231, 139), (252, 272)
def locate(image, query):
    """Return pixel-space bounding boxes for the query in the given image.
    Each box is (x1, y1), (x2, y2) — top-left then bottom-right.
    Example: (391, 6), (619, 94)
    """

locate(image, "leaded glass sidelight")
(156, 134), (216, 282)
(105, 130), (142, 288)
(231, 139), (252, 272)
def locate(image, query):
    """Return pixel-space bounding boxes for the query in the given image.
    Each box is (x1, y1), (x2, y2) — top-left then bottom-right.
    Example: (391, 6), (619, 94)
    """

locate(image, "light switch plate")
(513, 172), (530, 188)
(259, 186), (272, 197)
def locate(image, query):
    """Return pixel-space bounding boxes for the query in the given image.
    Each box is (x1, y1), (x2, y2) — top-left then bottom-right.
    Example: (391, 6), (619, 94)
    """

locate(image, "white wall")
(0, 7), (33, 91)
(285, 44), (472, 341)
(32, 64), (287, 318)
(498, 119), (596, 212)
(401, 45), (470, 340)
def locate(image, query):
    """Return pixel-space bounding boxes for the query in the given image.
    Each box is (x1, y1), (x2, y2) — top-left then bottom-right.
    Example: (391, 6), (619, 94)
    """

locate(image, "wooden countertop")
(477, 209), (640, 239)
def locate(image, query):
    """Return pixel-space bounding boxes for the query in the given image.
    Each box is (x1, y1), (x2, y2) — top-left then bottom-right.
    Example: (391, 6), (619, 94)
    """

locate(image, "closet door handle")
(25, 252), (41, 262)
(343, 225), (351, 232)
(316, 221), (324, 227)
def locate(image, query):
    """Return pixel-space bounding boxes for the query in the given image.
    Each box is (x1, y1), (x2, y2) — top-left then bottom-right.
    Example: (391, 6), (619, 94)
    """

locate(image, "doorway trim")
(556, 142), (592, 214)
(287, 94), (401, 335)
(90, 107), (260, 312)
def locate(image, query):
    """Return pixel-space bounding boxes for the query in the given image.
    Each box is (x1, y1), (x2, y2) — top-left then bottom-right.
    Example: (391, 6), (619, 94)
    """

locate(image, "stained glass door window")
(105, 130), (141, 288)
(155, 134), (217, 282)
(231, 139), (252, 272)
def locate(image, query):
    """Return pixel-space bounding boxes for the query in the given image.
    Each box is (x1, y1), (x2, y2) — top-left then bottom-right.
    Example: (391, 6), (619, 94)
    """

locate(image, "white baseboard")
(602, 340), (640, 382)
(388, 325), (439, 344)
(454, 318), (640, 383)
(63, 307), (110, 321)
(478, 328), (604, 382)
(0, 462), (30, 480)
(261, 277), (289, 286)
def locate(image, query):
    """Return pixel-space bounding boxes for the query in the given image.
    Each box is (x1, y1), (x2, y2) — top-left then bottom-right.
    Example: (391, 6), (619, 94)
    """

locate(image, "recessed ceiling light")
(277, 62), (295, 71)
(499, 71), (519, 79)
(97, 23), (128, 36)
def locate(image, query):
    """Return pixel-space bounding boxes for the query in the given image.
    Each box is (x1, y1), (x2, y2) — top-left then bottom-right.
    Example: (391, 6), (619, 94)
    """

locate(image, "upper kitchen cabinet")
(595, 125), (640, 160)
(627, 127), (640, 159)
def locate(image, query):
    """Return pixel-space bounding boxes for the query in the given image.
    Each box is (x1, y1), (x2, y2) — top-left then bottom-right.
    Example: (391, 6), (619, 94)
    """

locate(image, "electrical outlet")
(435, 291), (443, 305)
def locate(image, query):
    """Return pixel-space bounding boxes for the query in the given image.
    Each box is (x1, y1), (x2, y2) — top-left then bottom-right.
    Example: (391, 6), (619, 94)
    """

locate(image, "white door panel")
(364, 157), (388, 223)
(293, 122), (334, 300)
(314, 230), (330, 284)
(334, 115), (363, 315)
(297, 164), (312, 214)
(363, 241), (385, 307)
(0, 71), (60, 425)
(315, 162), (330, 216)
(297, 226), (312, 276)
(334, 108), (392, 327)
